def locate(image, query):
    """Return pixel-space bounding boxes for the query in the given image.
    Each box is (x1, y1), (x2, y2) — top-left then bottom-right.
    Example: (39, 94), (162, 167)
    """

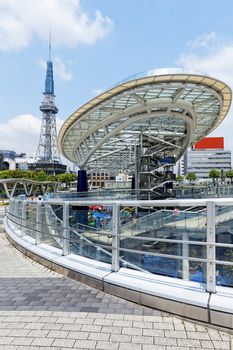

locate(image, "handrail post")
(62, 202), (70, 256)
(8, 199), (14, 225)
(112, 203), (120, 272)
(206, 201), (216, 293)
(182, 230), (189, 280)
(36, 201), (42, 245)
(21, 201), (27, 237)
(14, 200), (19, 228)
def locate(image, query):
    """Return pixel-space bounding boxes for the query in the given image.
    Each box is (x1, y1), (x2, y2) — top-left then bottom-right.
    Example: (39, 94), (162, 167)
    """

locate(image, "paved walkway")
(0, 210), (232, 349)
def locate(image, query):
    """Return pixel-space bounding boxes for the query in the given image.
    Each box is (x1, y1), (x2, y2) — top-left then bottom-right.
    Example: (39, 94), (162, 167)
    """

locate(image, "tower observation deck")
(33, 58), (66, 174)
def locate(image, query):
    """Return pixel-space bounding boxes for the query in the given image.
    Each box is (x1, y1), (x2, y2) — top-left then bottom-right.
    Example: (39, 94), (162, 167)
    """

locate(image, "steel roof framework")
(58, 70), (231, 189)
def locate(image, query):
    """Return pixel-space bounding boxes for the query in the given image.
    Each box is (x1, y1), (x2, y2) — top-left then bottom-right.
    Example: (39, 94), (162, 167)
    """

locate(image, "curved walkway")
(0, 210), (232, 349)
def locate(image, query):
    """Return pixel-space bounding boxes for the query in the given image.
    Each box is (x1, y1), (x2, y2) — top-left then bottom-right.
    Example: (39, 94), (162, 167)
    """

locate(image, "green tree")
(45, 175), (58, 182)
(176, 175), (184, 183)
(34, 171), (47, 181)
(186, 172), (196, 183)
(225, 169), (233, 184)
(57, 173), (77, 188)
(209, 168), (220, 185)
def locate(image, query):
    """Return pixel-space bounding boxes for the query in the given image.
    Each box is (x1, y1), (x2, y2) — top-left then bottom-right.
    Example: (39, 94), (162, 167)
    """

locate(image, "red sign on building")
(194, 137), (224, 150)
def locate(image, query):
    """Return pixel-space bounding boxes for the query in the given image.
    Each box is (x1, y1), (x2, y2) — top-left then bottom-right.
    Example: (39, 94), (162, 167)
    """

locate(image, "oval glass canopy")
(58, 68), (231, 189)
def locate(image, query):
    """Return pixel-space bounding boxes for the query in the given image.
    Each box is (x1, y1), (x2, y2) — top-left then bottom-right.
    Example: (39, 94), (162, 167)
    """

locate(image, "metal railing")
(6, 197), (233, 293)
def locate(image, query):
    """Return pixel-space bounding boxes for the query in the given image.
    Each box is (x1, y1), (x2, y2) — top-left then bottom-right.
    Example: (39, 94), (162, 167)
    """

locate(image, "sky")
(1, 0), (233, 165)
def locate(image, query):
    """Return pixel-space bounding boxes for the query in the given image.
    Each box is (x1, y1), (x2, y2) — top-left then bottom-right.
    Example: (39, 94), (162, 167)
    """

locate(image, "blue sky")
(1, 0), (233, 160)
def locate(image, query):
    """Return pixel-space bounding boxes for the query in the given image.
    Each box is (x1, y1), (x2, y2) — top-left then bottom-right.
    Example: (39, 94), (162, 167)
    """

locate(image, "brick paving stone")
(47, 330), (69, 338)
(61, 324), (82, 331)
(133, 321), (153, 329)
(184, 321), (196, 332)
(96, 340), (119, 349)
(119, 343), (142, 350)
(105, 314), (124, 320)
(110, 333), (131, 342)
(24, 322), (45, 329)
(88, 332), (110, 341)
(143, 328), (164, 337)
(164, 330), (187, 338)
(187, 331), (210, 340)
(0, 337), (14, 345)
(153, 337), (177, 346)
(166, 347), (189, 350)
(153, 322), (174, 330)
(0, 329), (11, 337)
(101, 326), (122, 334)
(75, 317), (94, 325)
(200, 340), (215, 348)
(7, 329), (30, 337)
(113, 320), (133, 327)
(94, 318), (113, 326)
(122, 327), (143, 335)
(177, 338), (201, 347)
(6, 322), (27, 329)
(31, 337), (55, 346)
(42, 323), (63, 330)
(27, 329), (49, 337)
(81, 324), (102, 332)
(52, 338), (75, 347)
(73, 339), (97, 348)
(207, 328), (223, 341)
(132, 335), (154, 344)
(67, 331), (89, 339)
(174, 323), (185, 331)
(11, 337), (33, 346)
(212, 340), (231, 349)
(56, 317), (76, 324)
(190, 348), (214, 350)
(143, 346), (165, 350)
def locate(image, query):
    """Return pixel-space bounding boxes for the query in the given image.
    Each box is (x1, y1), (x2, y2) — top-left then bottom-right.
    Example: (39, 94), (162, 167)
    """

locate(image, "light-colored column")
(14, 200), (20, 229)
(112, 203), (120, 272)
(21, 201), (27, 237)
(36, 201), (42, 245)
(182, 230), (189, 281)
(206, 201), (216, 293)
(62, 202), (70, 256)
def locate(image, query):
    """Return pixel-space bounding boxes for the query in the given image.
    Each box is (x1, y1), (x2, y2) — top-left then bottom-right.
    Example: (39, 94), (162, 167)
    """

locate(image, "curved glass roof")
(58, 68), (231, 174)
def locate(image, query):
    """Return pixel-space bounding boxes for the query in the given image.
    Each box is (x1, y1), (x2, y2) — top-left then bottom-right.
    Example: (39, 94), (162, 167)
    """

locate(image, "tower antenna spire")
(49, 29), (51, 61)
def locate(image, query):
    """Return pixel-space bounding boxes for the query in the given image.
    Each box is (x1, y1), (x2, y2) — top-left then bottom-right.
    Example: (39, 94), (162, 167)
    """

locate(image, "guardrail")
(5, 197), (233, 294)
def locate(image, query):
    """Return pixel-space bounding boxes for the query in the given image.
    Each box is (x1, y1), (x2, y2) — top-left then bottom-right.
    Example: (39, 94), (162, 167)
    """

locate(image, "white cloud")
(54, 57), (73, 81)
(0, 114), (64, 157)
(0, 0), (113, 51)
(187, 31), (218, 49)
(91, 88), (104, 96)
(37, 57), (73, 81)
(177, 32), (233, 154)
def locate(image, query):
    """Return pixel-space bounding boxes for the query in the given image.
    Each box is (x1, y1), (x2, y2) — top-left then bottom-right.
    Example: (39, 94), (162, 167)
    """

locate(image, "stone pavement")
(0, 209), (232, 349)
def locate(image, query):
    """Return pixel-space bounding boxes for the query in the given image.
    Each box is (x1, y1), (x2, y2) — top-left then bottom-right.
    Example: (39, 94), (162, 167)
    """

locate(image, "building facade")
(187, 137), (231, 179)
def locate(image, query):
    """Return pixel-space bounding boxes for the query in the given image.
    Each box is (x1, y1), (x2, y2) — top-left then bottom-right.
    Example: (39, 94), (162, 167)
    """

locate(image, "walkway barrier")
(4, 197), (233, 328)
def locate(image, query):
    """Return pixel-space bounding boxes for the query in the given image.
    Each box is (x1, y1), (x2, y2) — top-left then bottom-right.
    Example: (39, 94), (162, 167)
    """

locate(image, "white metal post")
(15, 200), (20, 228)
(36, 202), (42, 245)
(206, 201), (216, 293)
(21, 201), (27, 237)
(182, 230), (189, 281)
(62, 202), (70, 256)
(112, 203), (120, 272)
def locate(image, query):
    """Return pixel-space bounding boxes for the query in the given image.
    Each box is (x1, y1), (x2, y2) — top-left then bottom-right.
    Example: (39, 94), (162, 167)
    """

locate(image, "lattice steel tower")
(35, 51), (61, 164)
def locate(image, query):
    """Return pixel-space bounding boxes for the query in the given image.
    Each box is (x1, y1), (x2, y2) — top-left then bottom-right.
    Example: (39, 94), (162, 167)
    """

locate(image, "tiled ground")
(0, 208), (232, 349)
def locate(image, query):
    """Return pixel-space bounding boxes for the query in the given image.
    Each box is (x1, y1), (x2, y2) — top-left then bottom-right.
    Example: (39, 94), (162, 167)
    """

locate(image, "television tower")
(34, 37), (66, 174)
